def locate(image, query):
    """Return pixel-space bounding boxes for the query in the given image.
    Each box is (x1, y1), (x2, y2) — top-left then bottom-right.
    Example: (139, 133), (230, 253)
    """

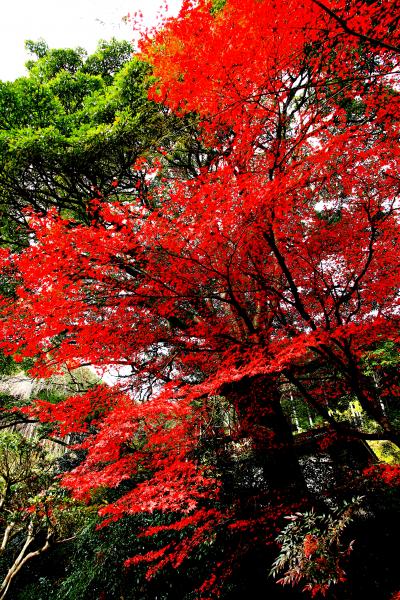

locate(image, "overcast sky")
(0, 0), (181, 81)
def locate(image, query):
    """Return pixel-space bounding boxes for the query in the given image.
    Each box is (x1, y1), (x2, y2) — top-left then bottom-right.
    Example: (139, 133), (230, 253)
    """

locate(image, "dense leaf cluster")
(0, 0), (400, 598)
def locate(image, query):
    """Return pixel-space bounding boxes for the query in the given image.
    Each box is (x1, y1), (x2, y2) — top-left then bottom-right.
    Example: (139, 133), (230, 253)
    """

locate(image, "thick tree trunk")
(217, 375), (314, 596)
(222, 375), (310, 507)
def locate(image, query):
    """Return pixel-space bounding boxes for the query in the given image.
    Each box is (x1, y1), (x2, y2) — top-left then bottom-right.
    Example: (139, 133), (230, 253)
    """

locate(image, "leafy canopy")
(1, 0), (400, 597)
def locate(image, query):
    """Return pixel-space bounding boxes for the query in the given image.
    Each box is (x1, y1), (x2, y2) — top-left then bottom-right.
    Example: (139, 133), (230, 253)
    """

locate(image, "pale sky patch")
(0, 0), (181, 81)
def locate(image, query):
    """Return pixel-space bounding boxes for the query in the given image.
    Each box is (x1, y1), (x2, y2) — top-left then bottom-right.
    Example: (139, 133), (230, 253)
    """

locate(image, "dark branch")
(311, 0), (400, 54)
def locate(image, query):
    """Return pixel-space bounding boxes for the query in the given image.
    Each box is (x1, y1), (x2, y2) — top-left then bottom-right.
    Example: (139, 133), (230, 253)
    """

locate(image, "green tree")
(0, 431), (84, 599)
(0, 39), (183, 247)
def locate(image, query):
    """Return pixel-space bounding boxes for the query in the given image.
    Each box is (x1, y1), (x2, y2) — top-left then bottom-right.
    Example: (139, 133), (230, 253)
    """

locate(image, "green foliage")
(281, 393), (323, 433)
(0, 431), (50, 506)
(367, 440), (400, 465)
(82, 39), (133, 83)
(362, 340), (400, 375)
(210, 0), (227, 14)
(270, 497), (363, 596)
(16, 576), (55, 600)
(0, 39), (171, 246)
(25, 39), (49, 60)
(0, 352), (17, 378)
(0, 430), (86, 599)
(14, 512), (192, 600)
(47, 71), (104, 113)
(0, 37), (212, 248)
(25, 44), (87, 80)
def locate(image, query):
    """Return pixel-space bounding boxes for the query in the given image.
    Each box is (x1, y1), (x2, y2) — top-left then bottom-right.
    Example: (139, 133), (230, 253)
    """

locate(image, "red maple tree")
(1, 0), (400, 596)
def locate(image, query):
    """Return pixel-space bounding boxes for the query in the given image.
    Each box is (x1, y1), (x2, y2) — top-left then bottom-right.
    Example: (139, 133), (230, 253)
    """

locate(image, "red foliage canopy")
(1, 0), (400, 595)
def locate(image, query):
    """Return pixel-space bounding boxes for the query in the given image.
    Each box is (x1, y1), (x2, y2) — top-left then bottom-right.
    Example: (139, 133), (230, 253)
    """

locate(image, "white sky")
(0, 0), (182, 81)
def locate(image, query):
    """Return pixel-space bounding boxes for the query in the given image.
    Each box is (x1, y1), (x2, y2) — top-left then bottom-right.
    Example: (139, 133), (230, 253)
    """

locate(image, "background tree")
(0, 38), (207, 247)
(0, 431), (84, 600)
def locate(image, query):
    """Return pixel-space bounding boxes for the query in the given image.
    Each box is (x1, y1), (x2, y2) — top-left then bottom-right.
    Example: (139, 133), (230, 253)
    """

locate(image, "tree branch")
(311, 0), (400, 54)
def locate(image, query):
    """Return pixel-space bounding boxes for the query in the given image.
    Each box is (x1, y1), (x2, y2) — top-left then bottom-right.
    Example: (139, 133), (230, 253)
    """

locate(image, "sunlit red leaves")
(364, 464), (400, 488)
(0, 0), (399, 596)
(303, 533), (319, 558)
(21, 384), (121, 437)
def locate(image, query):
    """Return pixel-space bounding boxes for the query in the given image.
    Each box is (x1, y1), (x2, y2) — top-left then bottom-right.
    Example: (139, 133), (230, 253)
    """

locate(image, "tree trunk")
(0, 522), (52, 600)
(222, 375), (310, 508)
